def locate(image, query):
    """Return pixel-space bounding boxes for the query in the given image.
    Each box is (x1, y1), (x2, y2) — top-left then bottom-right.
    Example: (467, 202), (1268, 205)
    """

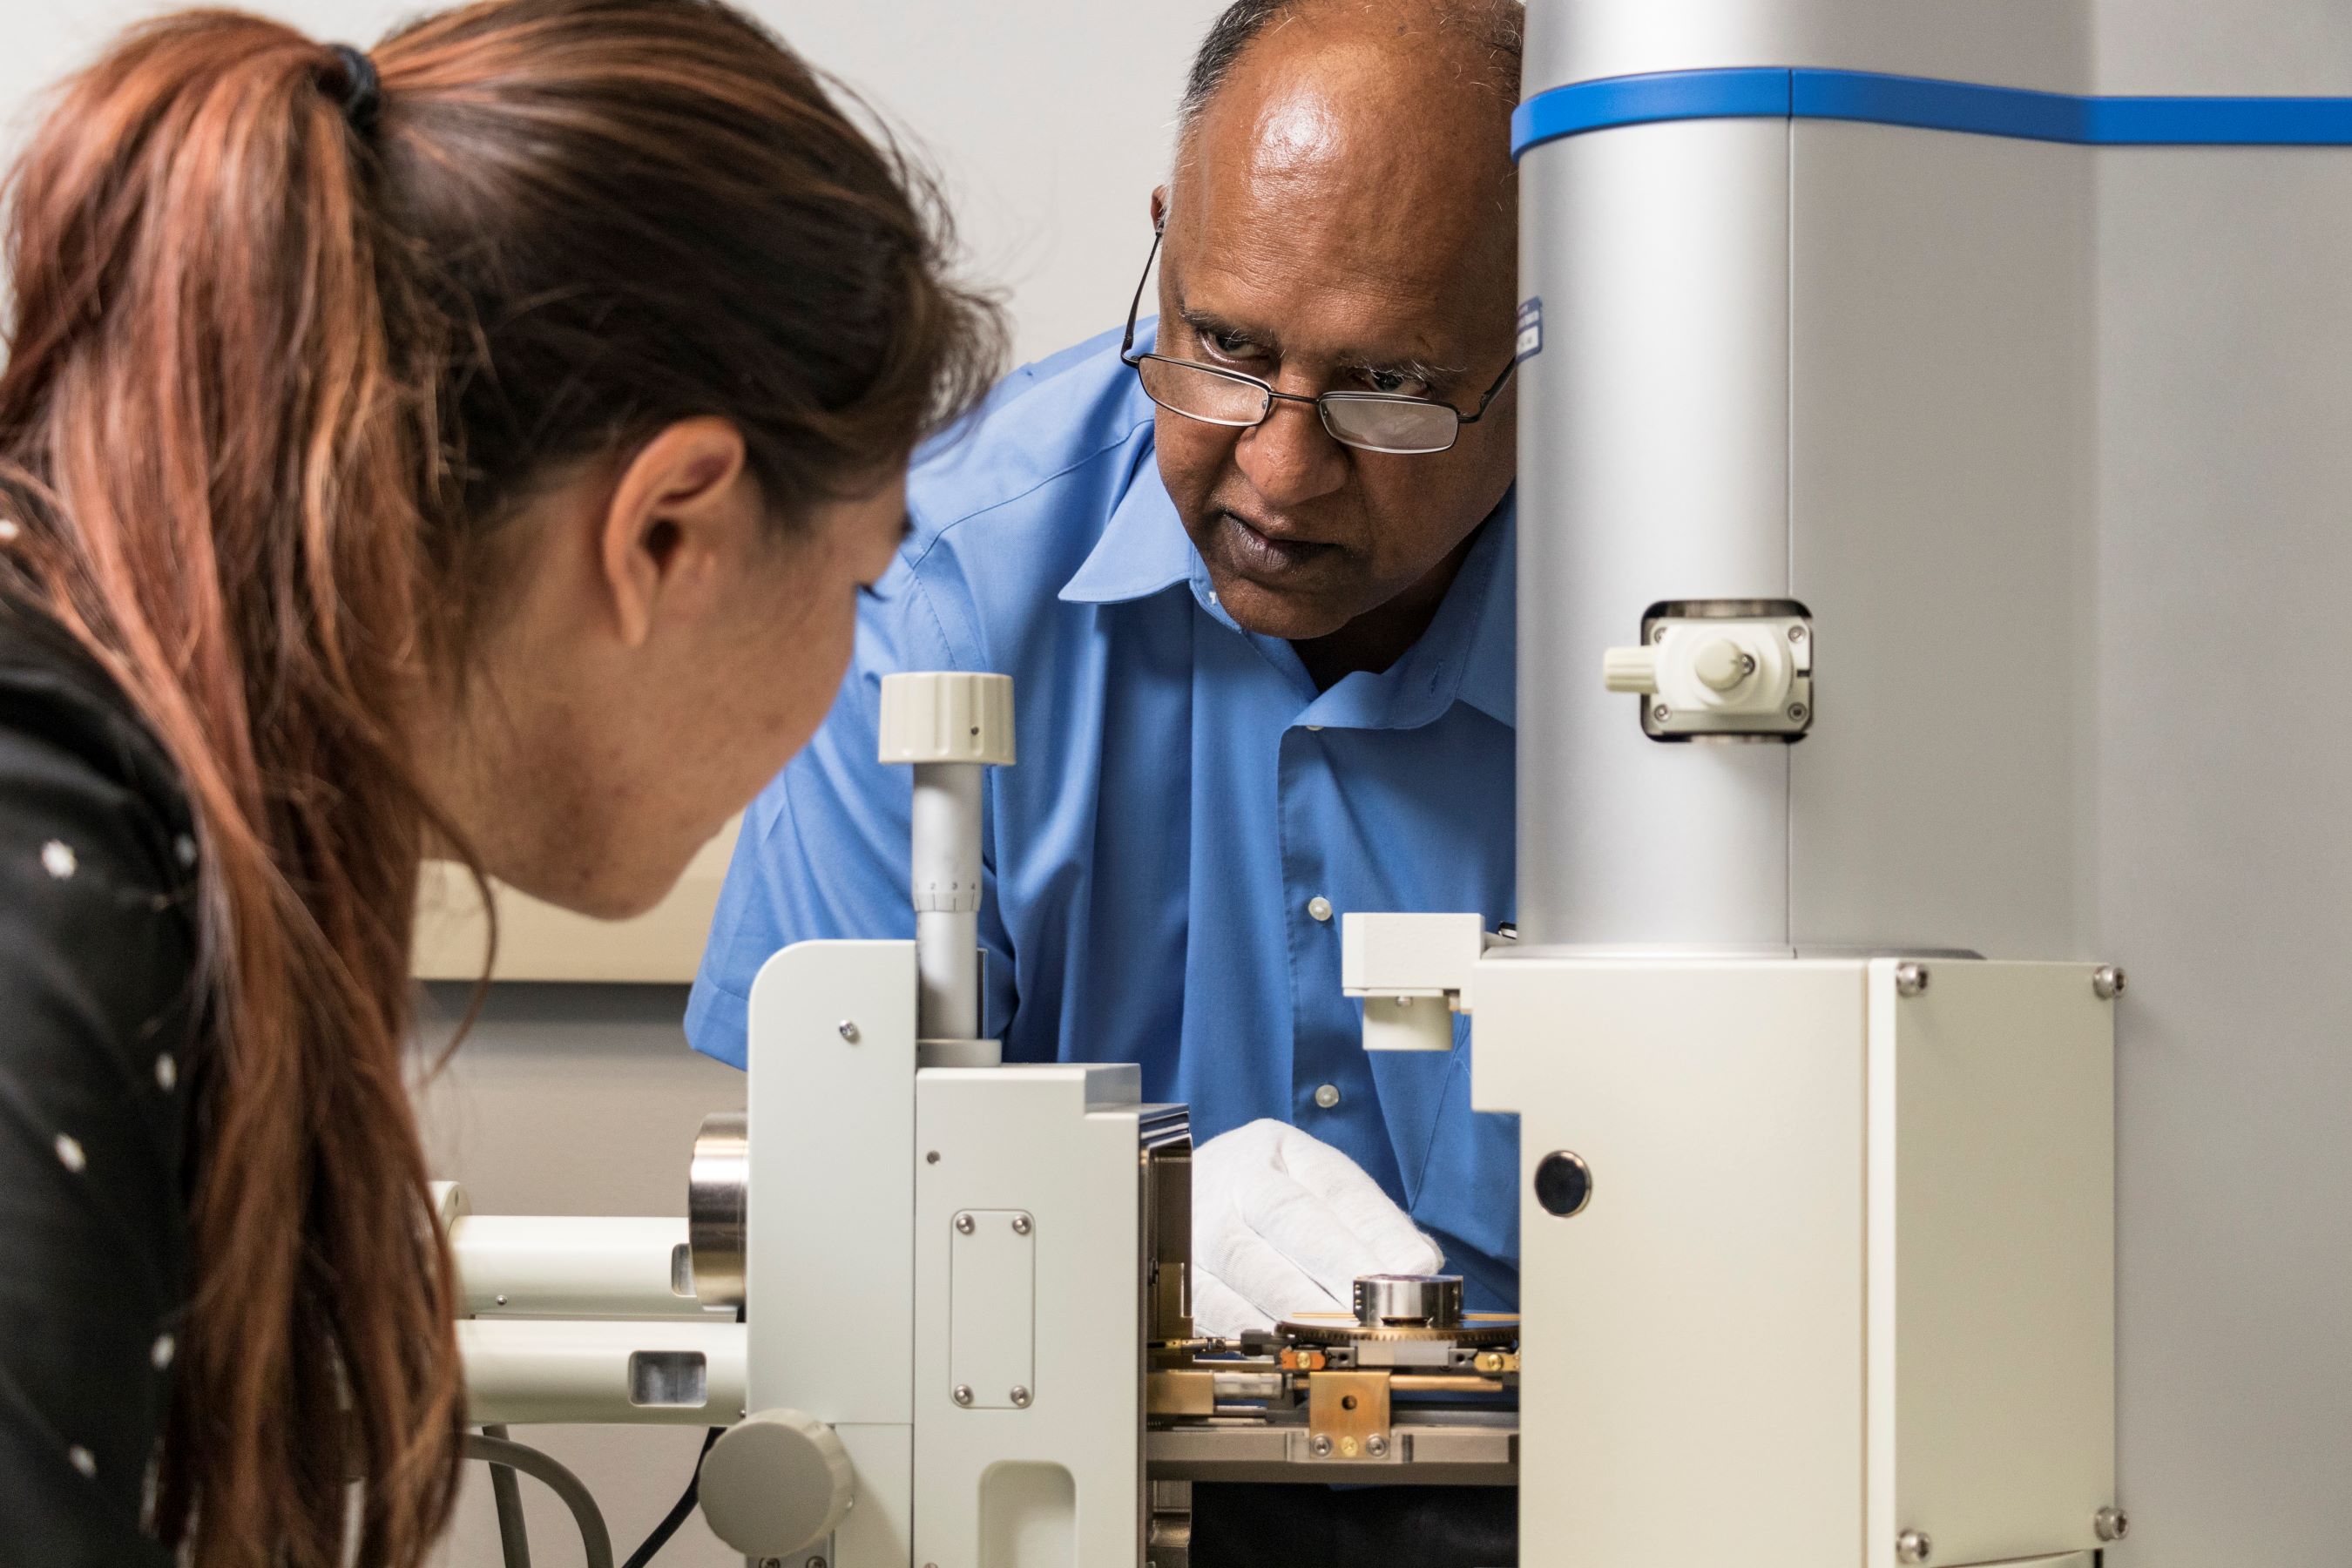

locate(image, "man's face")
(1151, 56), (1518, 645)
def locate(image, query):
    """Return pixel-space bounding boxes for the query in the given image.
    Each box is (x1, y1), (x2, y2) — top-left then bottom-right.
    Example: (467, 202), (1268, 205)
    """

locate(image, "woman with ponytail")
(0, 3), (1001, 1563)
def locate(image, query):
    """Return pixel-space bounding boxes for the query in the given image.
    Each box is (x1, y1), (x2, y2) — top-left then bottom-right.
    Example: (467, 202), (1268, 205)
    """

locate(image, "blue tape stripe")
(1511, 67), (2352, 159)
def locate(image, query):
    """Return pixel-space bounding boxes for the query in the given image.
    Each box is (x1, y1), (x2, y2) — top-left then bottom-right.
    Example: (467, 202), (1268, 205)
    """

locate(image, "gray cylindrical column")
(1514, 112), (1794, 950)
(911, 760), (983, 1039)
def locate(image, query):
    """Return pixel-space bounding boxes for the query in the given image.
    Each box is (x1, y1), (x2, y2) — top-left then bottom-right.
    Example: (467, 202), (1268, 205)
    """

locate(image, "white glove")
(1190, 1119), (1445, 1337)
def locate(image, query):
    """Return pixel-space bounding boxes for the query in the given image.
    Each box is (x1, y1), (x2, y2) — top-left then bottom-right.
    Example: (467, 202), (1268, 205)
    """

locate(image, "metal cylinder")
(688, 1110), (748, 1309)
(1353, 1274), (1465, 1328)
(460, 1317), (747, 1427)
(912, 761), (983, 1038)
(1514, 111), (1795, 950)
(449, 1213), (706, 1319)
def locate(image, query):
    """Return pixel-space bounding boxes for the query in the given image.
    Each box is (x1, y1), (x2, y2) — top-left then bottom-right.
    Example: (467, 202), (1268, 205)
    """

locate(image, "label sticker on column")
(1516, 297), (1543, 362)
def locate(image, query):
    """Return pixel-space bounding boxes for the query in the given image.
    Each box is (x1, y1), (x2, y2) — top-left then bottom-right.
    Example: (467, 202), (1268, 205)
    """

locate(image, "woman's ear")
(598, 417), (754, 649)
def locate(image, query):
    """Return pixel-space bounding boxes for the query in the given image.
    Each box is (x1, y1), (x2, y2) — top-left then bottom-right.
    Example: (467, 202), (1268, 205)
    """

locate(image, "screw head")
(1011, 1213), (1031, 1235)
(1787, 702), (1808, 721)
(2092, 965), (2127, 1001)
(952, 1384), (973, 1406)
(1010, 1385), (1031, 1408)
(2095, 1506), (2129, 1542)
(1788, 624), (1808, 641)
(1365, 1433), (1389, 1457)
(1895, 962), (1930, 997)
(1896, 1531), (1932, 1564)
(1309, 1435), (1334, 1458)
(494, 1294), (507, 1307)
(807, 1558), (828, 1568)
(837, 1019), (859, 1043)
(1652, 624), (1671, 644)
(954, 1213), (974, 1234)
(1652, 704), (1672, 724)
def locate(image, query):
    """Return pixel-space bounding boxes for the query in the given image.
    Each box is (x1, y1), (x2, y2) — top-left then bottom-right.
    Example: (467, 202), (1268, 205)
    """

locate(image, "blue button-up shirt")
(687, 326), (1522, 1308)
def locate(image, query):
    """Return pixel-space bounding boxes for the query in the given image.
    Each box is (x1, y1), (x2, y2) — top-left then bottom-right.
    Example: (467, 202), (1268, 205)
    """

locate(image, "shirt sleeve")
(0, 717), (195, 1567)
(684, 564), (1017, 1066)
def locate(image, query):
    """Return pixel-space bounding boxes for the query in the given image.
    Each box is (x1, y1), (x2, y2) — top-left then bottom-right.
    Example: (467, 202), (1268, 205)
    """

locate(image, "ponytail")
(0, 15), (461, 1567)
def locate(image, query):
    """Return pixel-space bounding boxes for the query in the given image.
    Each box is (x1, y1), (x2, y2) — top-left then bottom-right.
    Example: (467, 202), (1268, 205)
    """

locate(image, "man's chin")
(1206, 572), (1361, 642)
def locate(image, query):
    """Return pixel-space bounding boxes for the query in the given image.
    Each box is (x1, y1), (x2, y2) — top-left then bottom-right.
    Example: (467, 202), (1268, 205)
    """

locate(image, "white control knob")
(878, 671), (1015, 766)
(698, 1408), (854, 1557)
(1602, 645), (1660, 694)
(1692, 638), (1757, 693)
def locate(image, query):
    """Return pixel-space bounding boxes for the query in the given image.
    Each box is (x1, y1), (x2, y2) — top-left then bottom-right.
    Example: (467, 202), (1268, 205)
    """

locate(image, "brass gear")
(1276, 1310), (1520, 1348)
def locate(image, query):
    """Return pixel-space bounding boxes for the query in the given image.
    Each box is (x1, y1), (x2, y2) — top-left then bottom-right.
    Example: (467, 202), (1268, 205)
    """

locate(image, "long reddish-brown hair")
(0, 4), (999, 1565)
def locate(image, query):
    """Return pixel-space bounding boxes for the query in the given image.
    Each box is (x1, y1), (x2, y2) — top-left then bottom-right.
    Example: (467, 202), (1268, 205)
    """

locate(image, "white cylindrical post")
(877, 671), (1015, 1042)
(912, 761), (984, 1039)
(460, 1317), (747, 1427)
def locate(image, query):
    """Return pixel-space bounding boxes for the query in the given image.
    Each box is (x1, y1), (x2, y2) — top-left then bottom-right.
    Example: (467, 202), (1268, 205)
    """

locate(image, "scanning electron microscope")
(440, 1), (2352, 1565)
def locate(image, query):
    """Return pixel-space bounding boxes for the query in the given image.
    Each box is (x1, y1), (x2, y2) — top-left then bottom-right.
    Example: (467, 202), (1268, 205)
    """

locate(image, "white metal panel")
(834, 1423), (914, 1568)
(2096, 145), (2352, 1565)
(745, 940), (918, 1424)
(1866, 961), (2116, 1565)
(1785, 120), (2095, 958)
(915, 1066), (1149, 1568)
(1473, 958), (1869, 1568)
(1515, 117), (1795, 950)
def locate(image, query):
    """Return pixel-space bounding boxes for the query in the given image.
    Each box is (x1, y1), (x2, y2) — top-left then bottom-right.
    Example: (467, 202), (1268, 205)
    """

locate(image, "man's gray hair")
(1178, 0), (1525, 133)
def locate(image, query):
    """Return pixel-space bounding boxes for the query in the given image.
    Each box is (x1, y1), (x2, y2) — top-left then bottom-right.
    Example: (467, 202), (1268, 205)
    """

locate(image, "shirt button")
(1314, 1084), (1342, 1110)
(1308, 896), (1333, 923)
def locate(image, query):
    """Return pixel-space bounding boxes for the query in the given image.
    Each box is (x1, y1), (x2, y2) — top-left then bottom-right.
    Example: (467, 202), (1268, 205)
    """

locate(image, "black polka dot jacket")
(0, 596), (198, 1566)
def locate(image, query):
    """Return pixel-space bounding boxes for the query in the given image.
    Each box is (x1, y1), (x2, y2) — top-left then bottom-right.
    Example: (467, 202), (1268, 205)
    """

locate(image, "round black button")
(1533, 1151), (1592, 1217)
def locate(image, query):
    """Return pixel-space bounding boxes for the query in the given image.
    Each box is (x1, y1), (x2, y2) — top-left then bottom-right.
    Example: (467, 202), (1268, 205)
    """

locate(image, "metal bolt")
(1010, 1385), (1031, 1407)
(1896, 1531), (1932, 1564)
(837, 1019), (859, 1043)
(1309, 1435), (1333, 1458)
(2092, 965), (2127, 1001)
(2095, 1507), (2129, 1542)
(1366, 1433), (1389, 1457)
(1652, 624), (1671, 644)
(807, 1558), (827, 1568)
(1011, 1213), (1031, 1235)
(1787, 702), (1808, 721)
(494, 1294), (507, 1307)
(1652, 704), (1672, 724)
(955, 1213), (974, 1234)
(952, 1384), (973, 1406)
(925, 1150), (941, 1165)
(1788, 624), (1808, 642)
(1895, 962), (1930, 997)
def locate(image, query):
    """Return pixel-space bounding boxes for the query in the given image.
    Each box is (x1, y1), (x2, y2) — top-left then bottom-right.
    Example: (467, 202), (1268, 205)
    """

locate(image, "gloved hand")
(1190, 1119), (1444, 1337)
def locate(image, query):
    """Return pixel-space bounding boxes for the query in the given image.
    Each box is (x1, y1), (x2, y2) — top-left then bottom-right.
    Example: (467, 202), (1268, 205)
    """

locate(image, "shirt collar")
(1057, 448), (1195, 606)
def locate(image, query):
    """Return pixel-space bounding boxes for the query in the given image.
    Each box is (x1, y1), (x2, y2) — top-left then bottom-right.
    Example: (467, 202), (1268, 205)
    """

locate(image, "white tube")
(450, 1214), (712, 1318)
(910, 761), (983, 1039)
(461, 1317), (747, 1427)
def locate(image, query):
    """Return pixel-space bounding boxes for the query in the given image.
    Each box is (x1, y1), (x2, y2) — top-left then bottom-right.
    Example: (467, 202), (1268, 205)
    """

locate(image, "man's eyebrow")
(1174, 301), (1465, 386)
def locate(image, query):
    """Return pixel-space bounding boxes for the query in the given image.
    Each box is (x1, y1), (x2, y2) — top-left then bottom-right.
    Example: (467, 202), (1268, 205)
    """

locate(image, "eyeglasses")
(1119, 224), (1516, 456)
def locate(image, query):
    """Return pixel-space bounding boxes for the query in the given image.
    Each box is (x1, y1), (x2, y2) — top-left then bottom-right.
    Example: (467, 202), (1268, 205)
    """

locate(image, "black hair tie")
(327, 44), (382, 133)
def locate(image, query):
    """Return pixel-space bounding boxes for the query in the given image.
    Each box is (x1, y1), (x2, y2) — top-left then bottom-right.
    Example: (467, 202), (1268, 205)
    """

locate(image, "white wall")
(0, 3), (1228, 1564)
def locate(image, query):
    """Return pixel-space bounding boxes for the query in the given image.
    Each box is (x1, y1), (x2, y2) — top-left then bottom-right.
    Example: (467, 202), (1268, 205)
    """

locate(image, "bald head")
(1141, 0), (1523, 669)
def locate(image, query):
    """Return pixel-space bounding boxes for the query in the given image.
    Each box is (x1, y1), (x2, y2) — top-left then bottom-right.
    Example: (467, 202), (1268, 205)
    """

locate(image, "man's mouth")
(1215, 509), (1339, 580)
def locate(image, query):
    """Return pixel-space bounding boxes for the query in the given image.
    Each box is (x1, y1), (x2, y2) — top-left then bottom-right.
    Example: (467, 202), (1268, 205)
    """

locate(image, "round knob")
(1353, 1274), (1464, 1328)
(1691, 637), (1757, 693)
(1601, 646), (1660, 694)
(699, 1409), (854, 1558)
(877, 671), (1015, 766)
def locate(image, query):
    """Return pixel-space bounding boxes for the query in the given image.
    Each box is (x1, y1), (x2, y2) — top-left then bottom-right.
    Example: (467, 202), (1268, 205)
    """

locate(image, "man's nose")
(1233, 389), (1348, 509)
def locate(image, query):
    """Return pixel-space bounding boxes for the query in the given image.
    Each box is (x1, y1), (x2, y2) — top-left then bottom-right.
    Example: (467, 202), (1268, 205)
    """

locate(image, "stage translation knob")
(1601, 645), (1660, 693)
(698, 1407), (854, 1557)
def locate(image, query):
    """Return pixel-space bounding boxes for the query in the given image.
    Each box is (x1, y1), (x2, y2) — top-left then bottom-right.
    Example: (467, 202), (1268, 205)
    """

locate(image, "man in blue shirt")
(691, 0), (1524, 1335)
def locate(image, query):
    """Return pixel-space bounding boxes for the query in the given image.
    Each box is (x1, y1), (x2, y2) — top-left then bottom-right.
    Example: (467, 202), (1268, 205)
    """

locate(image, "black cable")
(463, 1432), (615, 1568)
(619, 1427), (723, 1568)
(481, 1424), (533, 1568)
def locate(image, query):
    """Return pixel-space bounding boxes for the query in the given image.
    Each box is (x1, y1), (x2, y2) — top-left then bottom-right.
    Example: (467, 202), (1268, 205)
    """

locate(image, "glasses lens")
(1320, 395), (1459, 455)
(1138, 358), (1270, 427)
